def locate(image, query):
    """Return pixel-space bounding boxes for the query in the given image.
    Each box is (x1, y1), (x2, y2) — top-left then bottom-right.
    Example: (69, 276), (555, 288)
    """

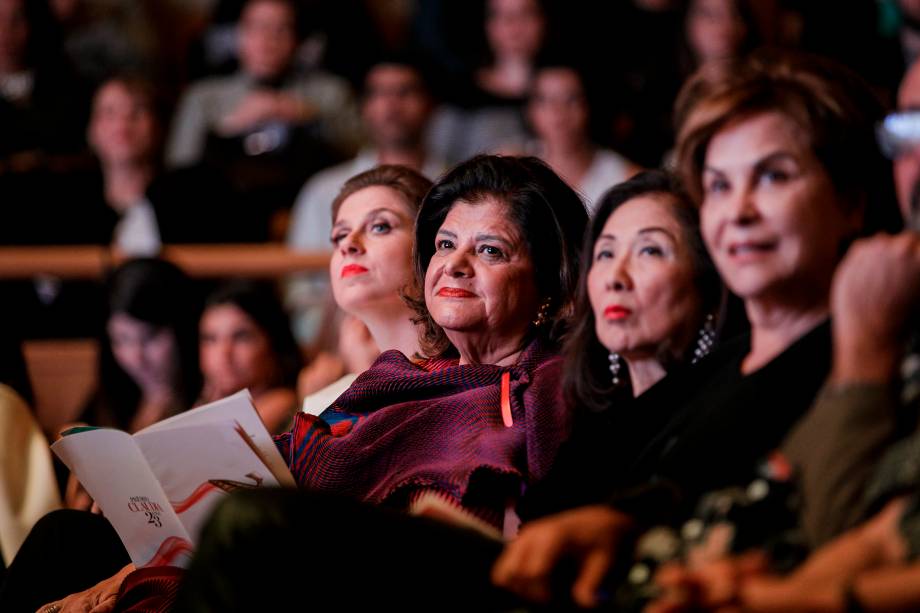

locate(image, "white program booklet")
(52, 390), (294, 568)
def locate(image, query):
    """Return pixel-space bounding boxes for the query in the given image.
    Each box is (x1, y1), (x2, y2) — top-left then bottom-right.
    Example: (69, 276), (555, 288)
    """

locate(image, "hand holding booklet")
(52, 390), (294, 569)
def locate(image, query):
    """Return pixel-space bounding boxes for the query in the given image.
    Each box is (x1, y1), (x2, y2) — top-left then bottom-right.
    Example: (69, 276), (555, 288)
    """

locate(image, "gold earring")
(532, 298), (551, 327)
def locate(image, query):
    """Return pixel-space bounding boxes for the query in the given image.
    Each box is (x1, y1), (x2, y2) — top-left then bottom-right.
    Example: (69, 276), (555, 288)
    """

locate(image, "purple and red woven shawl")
(274, 337), (570, 526)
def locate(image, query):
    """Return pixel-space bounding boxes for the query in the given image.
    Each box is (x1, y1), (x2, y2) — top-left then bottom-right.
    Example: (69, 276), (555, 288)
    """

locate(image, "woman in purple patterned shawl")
(275, 154), (589, 535)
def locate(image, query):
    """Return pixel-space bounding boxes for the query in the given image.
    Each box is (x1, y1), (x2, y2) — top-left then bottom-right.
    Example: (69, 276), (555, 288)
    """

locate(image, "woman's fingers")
(572, 547), (613, 608)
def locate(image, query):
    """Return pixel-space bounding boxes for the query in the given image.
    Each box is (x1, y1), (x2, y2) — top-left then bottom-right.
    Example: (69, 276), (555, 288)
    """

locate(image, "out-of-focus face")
(424, 197), (540, 345)
(485, 0), (545, 60)
(238, 0), (297, 80)
(362, 65), (431, 149)
(686, 0), (747, 64)
(528, 68), (589, 147)
(0, 0), (28, 72)
(700, 111), (862, 305)
(200, 304), (276, 397)
(88, 80), (158, 165)
(894, 61), (920, 219)
(330, 185), (417, 316)
(108, 312), (178, 392)
(588, 195), (701, 360)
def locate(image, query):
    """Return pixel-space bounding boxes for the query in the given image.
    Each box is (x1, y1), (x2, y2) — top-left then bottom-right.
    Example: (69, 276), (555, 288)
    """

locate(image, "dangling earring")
(532, 298), (551, 327)
(692, 313), (716, 364)
(608, 352), (622, 386)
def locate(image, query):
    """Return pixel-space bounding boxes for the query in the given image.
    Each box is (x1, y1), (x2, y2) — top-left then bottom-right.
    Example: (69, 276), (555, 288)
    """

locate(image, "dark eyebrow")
(753, 151), (799, 171)
(475, 233), (514, 249)
(436, 229), (457, 238)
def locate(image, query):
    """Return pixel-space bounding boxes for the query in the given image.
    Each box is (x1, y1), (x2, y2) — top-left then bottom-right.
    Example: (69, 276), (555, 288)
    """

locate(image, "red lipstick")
(604, 305), (632, 321)
(340, 264), (368, 278)
(437, 287), (476, 298)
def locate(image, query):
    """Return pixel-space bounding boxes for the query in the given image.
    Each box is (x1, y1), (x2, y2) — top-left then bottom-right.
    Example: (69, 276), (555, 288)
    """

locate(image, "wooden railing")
(0, 244), (331, 279)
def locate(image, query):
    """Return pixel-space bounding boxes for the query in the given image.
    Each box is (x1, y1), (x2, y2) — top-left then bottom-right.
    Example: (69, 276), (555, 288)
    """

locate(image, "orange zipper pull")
(500, 371), (513, 428)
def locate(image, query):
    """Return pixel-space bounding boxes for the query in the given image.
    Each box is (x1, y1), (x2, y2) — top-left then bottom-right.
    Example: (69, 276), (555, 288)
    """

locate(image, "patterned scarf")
(275, 338), (570, 529)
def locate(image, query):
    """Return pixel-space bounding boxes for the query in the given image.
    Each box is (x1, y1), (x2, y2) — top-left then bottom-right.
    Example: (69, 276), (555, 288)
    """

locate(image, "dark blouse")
(618, 321), (832, 524)
(521, 322), (832, 526)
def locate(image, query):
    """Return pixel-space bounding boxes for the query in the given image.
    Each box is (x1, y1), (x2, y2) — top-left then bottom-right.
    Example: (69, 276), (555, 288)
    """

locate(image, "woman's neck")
(360, 303), (422, 358)
(453, 332), (528, 367)
(742, 296), (829, 375)
(542, 142), (594, 187)
(623, 355), (668, 397)
(103, 161), (154, 213)
(479, 57), (532, 98)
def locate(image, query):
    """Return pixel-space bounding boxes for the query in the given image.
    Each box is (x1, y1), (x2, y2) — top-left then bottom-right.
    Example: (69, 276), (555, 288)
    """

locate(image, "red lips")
(604, 305), (632, 320)
(437, 287), (476, 298)
(340, 264), (368, 278)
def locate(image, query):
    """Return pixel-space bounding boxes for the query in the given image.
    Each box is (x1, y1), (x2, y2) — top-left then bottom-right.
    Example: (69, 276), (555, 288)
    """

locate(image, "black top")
(517, 358), (715, 522)
(618, 321), (832, 524)
(521, 321), (832, 526)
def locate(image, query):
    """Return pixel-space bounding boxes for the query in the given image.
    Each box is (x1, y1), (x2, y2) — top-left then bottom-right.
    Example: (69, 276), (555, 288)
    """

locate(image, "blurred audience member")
(165, 0), (360, 168)
(679, 0), (761, 73)
(287, 58), (443, 252)
(165, 0), (361, 223)
(49, 0), (150, 88)
(67, 258), (201, 511)
(86, 75), (255, 252)
(78, 259), (202, 434)
(0, 0), (88, 167)
(520, 65), (638, 211)
(427, 0), (545, 164)
(198, 280), (303, 434)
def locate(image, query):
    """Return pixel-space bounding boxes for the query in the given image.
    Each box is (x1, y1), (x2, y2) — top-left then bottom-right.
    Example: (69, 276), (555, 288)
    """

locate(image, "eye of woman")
(593, 243), (614, 262)
(369, 219), (393, 235)
(757, 165), (793, 187)
(436, 238), (455, 251)
(478, 243), (505, 259)
(703, 173), (730, 196)
(638, 244), (665, 257)
(330, 227), (350, 245)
